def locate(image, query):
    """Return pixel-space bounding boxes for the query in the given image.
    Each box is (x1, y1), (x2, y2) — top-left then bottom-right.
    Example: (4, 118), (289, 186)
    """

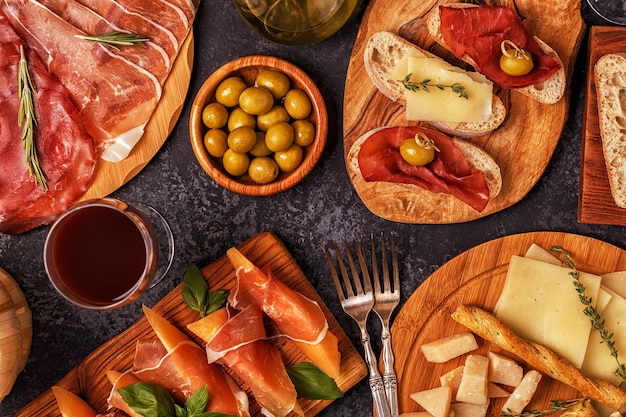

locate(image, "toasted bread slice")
(426, 3), (566, 104)
(364, 31), (507, 138)
(348, 126), (502, 199)
(594, 53), (626, 208)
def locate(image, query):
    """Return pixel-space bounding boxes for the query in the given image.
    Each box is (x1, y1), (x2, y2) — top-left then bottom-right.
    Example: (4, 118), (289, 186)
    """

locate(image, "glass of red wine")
(44, 198), (175, 310)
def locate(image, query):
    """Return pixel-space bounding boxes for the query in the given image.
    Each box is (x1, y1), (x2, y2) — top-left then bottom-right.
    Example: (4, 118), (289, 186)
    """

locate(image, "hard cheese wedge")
(494, 255), (602, 369)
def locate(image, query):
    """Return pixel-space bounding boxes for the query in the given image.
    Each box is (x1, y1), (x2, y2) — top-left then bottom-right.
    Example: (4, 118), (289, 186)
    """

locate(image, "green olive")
(257, 105), (290, 132)
(274, 144), (303, 172)
(222, 148), (249, 176)
(227, 107), (256, 131)
(265, 122), (294, 152)
(500, 40), (534, 76)
(215, 76), (248, 107)
(292, 119), (315, 147)
(256, 70), (290, 99)
(203, 128), (229, 158)
(248, 156), (280, 184)
(239, 86), (274, 115)
(227, 126), (257, 153)
(202, 102), (228, 129)
(283, 89), (312, 119)
(249, 131), (272, 157)
(399, 138), (436, 166)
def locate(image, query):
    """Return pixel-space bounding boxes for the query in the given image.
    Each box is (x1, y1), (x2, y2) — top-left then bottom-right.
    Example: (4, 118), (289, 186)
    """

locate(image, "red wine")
(49, 205), (148, 305)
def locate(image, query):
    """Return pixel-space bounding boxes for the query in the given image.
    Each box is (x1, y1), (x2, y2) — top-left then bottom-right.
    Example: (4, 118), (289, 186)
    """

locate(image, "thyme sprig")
(75, 32), (149, 51)
(18, 45), (47, 191)
(400, 73), (469, 99)
(550, 246), (626, 387)
(501, 398), (587, 417)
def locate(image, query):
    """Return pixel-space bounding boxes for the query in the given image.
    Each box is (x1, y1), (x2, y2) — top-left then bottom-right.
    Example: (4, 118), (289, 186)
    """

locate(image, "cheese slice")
(581, 289), (626, 386)
(600, 270), (626, 299)
(494, 256), (602, 368)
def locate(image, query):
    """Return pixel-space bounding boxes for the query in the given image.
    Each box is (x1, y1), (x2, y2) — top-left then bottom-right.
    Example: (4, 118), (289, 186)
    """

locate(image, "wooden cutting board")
(16, 232), (366, 417)
(343, 0), (585, 223)
(78, 33), (194, 201)
(390, 231), (626, 415)
(578, 26), (626, 225)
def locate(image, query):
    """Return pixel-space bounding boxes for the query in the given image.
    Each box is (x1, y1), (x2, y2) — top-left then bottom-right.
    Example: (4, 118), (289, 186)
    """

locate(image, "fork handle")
(361, 330), (392, 417)
(381, 329), (398, 417)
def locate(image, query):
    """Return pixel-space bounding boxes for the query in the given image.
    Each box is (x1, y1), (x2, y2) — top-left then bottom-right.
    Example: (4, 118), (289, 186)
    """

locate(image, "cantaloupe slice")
(106, 369), (141, 388)
(187, 307), (229, 343)
(142, 304), (190, 352)
(52, 386), (98, 417)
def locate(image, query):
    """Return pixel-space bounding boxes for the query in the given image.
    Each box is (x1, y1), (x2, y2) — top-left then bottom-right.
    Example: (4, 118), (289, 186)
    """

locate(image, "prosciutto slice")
(132, 338), (250, 416)
(357, 126), (490, 212)
(1, 0), (162, 161)
(0, 10), (95, 234)
(438, 5), (561, 89)
(229, 266), (329, 345)
(206, 305), (299, 417)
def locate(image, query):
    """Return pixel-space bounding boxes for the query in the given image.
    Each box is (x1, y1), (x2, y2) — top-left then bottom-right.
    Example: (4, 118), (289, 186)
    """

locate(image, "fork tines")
(324, 236), (373, 303)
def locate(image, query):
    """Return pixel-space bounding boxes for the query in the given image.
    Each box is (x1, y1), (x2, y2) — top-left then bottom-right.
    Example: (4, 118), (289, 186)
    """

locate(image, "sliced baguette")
(426, 3), (566, 104)
(347, 126), (502, 199)
(364, 31), (507, 138)
(594, 53), (626, 208)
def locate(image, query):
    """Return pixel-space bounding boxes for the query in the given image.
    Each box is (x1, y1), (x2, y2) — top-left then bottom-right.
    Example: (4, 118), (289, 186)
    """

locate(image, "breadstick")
(451, 304), (626, 411)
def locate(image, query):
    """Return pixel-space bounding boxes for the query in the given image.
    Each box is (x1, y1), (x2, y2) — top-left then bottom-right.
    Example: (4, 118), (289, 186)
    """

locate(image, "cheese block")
(500, 370), (542, 414)
(456, 355), (489, 405)
(581, 289), (626, 386)
(389, 50), (493, 124)
(494, 256), (602, 368)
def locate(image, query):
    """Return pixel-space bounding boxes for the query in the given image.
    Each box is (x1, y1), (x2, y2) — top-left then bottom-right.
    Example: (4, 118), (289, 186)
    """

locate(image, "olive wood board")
(390, 231), (626, 415)
(343, 0), (585, 223)
(78, 31), (194, 202)
(16, 231), (367, 417)
(578, 26), (626, 225)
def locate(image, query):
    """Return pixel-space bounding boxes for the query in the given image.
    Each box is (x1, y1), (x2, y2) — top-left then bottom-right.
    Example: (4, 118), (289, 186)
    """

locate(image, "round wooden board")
(343, 0), (585, 223)
(78, 33), (194, 201)
(390, 231), (626, 414)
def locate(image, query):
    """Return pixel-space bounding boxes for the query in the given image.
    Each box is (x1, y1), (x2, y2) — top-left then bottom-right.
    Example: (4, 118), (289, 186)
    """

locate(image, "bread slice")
(363, 31), (507, 138)
(426, 3), (566, 105)
(348, 126), (502, 199)
(594, 53), (626, 208)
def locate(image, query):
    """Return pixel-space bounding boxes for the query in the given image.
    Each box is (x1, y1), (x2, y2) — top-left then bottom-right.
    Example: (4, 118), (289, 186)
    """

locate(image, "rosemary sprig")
(18, 45), (47, 191)
(501, 398), (586, 417)
(550, 246), (626, 387)
(400, 73), (469, 99)
(75, 32), (149, 51)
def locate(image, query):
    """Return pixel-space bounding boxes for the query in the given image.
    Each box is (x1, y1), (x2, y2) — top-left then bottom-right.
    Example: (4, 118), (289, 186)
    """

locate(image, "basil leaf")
(175, 403), (187, 417)
(182, 264), (209, 316)
(185, 385), (209, 416)
(118, 383), (175, 417)
(206, 290), (229, 315)
(287, 362), (343, 400)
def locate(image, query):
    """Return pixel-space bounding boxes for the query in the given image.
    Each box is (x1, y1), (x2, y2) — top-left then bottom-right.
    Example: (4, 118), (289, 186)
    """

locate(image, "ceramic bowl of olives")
(190, 55), (328, 196)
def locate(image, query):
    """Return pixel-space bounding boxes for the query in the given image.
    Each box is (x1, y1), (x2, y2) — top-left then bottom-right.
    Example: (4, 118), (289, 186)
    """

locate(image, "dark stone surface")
(0, 1), (621, 416)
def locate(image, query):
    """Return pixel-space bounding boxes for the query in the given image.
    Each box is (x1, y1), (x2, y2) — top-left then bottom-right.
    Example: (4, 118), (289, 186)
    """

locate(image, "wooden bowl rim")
(189, 55), (328, 196)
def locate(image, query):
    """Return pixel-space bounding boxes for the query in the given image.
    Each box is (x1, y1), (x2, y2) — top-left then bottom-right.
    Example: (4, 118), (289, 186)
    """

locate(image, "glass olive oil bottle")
(234, 0), (358, 45)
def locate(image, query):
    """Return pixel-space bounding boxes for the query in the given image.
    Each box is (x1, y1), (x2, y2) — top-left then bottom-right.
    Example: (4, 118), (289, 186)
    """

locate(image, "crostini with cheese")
(364, 31), (507, 138)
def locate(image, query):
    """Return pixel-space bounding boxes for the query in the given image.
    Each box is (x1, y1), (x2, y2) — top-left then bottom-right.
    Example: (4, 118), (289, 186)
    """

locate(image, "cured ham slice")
(357, 126), (491, 212)
(105, 370), (144, 417)
(1, 0), (162, 162)
(202, 305), (300, 417)
(36, 0), (171, 83)
(438, 5), (561, 89)
(132, 339), (250, 416)
(0, 10), (95, 234)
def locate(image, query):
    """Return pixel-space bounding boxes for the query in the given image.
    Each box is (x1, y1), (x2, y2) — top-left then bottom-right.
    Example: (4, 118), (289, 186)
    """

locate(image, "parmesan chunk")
(410, 386), (452, 417)
(501, 370), (542, 414)
(440, 366), (464, 398)
(488, 382), (510, 398)
(456, 355), (489, 405)
(421, 332), (478, 363)
(450, 401), (489, 417)
(487, 352), (523, 386)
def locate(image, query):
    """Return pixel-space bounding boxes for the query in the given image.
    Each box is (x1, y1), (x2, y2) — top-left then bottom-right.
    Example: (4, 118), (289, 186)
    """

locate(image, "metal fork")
(324, 237), (392, 417)
(370, 233), (400, 417)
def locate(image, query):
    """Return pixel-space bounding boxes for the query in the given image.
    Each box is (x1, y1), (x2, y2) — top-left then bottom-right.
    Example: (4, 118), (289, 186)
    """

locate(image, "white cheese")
(500, 370), (542, 414)
(487, 352), (523, 387)
(421, 332), (478, 363)
(494, 256), (602, 369)
(523, 243), (561, 265)
(601, 270), (626, 299)
(456, 355), (489, 405)
(410, 386), (452, 417)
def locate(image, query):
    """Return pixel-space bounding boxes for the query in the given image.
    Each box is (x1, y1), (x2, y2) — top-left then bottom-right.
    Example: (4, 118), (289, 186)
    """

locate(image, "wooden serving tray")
(578, 26), (626, 225)
(78, 32), (194, 201)
(17, 232), (367, 416)
(343, 0), (585, 223)
(391, 231), (626, 415)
